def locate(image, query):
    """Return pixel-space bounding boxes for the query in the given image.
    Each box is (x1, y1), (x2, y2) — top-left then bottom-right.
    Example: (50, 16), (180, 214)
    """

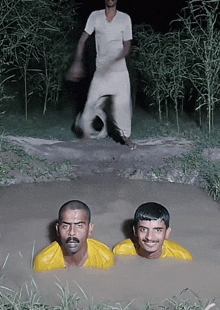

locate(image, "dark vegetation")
(0, 0), (81, 118)
(1, 0), (220, 131)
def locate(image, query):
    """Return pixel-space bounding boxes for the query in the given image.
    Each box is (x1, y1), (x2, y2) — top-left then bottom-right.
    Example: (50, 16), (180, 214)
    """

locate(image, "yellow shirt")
(113, 239), (194, 261)
(34, 239), (115, 272)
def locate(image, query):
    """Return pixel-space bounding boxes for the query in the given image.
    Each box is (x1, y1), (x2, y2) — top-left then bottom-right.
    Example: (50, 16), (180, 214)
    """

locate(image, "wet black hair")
(58, 200), (91, 223)
(134, 202), (170, 229)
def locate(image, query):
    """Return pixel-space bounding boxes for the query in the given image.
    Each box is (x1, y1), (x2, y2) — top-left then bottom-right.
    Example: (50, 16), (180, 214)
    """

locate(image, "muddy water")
(0, 175), (220, 309)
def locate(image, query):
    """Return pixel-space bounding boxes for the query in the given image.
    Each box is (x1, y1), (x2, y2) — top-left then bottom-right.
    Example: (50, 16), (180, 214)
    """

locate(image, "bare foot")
(123, 137), (137, 150)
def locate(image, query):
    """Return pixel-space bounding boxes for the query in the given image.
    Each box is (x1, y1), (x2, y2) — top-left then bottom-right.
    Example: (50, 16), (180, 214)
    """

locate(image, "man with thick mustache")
(34, 200), (115, 272)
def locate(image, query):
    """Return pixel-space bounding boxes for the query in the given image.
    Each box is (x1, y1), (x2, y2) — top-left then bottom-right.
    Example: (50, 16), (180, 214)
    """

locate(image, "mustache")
(66, 237), (80, 244)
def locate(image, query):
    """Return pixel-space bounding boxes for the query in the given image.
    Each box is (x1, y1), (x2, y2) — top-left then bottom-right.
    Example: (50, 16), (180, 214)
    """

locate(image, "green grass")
(0, 278), (134, 310)
(0, 108), (75, 141)
(0, 139), (77, 185)
(0, 282), (215, 310)
(149, 147), (220, 201)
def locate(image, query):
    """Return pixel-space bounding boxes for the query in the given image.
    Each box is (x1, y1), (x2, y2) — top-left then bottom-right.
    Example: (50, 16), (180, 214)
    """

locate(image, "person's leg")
(76, 74), (108, 139)
(112, 71), (136, 150)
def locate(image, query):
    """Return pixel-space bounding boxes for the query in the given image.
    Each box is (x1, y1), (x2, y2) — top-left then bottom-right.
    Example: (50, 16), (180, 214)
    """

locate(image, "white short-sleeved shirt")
(85, 10), (132, 72)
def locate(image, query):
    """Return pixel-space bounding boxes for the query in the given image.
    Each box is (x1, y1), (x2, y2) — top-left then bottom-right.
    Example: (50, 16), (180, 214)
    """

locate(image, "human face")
(57, 209), (94, 256)
(134, 220), (171, 259)
(105, 0), (117, 8)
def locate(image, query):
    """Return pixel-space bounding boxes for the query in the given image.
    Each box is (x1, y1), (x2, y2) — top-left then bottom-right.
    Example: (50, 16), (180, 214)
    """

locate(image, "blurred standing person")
(66, 0), (136, 150)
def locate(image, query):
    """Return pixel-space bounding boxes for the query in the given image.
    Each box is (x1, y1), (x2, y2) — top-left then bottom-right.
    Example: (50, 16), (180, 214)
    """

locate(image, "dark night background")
(75, 0), (188, 33)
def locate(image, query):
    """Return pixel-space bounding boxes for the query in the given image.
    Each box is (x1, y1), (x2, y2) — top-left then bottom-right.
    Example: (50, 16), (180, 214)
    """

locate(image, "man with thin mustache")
(34, 200), (115, 271)
(113, 202), (194, 261)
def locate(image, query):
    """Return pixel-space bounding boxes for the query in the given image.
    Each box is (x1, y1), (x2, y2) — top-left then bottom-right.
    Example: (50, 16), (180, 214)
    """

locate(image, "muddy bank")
(2, 136), (220, 191)
(2, 136), (195, 185)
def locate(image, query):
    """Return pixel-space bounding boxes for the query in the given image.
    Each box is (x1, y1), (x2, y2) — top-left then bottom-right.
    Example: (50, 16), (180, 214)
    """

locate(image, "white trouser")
(76, 70), (132, 139)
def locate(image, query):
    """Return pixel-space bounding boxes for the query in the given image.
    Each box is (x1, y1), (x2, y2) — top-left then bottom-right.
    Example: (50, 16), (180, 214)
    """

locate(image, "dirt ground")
(1, 136), (220, 309)
(2, 135), (195, 185)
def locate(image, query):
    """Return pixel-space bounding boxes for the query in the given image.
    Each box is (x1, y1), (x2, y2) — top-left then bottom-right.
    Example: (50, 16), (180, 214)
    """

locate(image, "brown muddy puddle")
(0, 175), (220, 309)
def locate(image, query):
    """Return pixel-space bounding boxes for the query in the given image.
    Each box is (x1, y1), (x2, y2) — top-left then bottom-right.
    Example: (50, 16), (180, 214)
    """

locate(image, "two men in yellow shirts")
(34, 200), (193, 273)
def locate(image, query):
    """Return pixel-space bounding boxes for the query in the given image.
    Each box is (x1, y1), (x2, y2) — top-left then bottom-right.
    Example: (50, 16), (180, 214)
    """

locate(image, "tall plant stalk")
(0, 0), (78, 117)
(177, 0), (220, 132)
(133, 27), (168, 121)
(133, 26), (187, 130)
(165, 31), (187, 132)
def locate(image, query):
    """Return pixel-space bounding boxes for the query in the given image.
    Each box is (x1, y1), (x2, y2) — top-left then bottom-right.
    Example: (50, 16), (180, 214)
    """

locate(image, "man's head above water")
(34, 200), (116, 271)
(134, 202), (170, 229)
(133, 202), (171, 259)
(58, 200), (91, 223)
(56, 200), (94, 258)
